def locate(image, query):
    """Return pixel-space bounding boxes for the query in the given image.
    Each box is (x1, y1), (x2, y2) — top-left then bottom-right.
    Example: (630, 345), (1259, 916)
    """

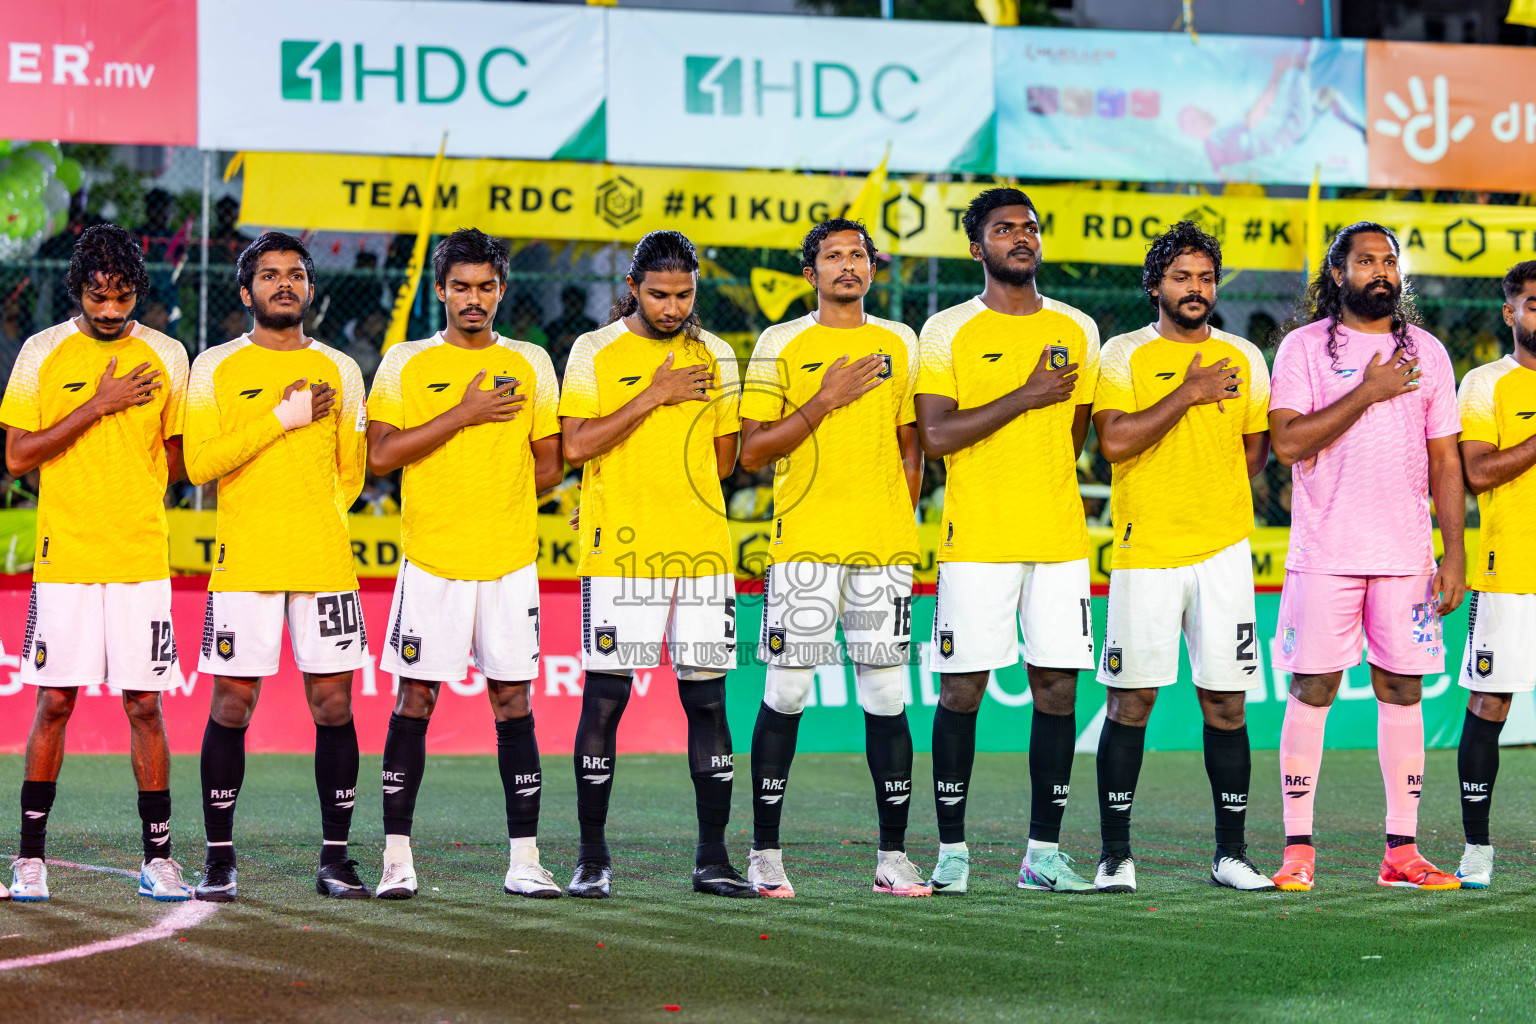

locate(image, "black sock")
(1286, 835), (1313, 847)
(1203, 723), (1250, 856)
(931, 704), (977, 845)
(139, 789), (172, 862)
(381, 712), (429, 837)
(574, 672), (631, 865)
(1029, 708), (1076, 844)
(681, 678), (733, 866)
(865, 710), (914, 852)
(200, 719), (246, 865)
(315, 720), (359, 866)
(496, 715), (541, 841)
(1459, 709), (1504, 845)
(750, 702), (800, 851)
(1097, 719), (1146, 857)
(1387, 834), (1416, 848)
(18, 780), (56, 860)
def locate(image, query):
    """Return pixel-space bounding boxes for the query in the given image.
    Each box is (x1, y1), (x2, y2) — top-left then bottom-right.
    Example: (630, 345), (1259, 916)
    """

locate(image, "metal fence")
(0, 241), (1510, 526)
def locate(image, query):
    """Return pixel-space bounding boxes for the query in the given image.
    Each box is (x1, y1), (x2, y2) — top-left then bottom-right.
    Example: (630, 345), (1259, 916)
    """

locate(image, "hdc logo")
(281, 41), (530, 107)
(683, 56), (919, 122)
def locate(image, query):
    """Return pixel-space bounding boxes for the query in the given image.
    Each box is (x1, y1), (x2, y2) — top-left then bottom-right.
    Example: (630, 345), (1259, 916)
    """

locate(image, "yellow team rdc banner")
(240, 151), (1536, 278)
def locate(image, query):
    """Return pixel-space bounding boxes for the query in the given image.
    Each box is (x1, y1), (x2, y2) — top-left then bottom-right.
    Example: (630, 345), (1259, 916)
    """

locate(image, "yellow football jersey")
(0, 320), (187, 583)
(368, 333), (560, 581)
(1458, 356), (1536, 593)
(185, 336), (366, 592)
(740, 315), (919, 566)
(916, 296), (1099, 564)
(558, 323), (741, 578)
(1094, 325), (1269, 570)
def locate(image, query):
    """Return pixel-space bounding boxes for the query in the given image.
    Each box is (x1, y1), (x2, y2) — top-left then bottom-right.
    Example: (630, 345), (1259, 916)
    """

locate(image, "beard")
(1516, 320), (1536, 355)
(1341, 277), (1400, 321)
(454, 306), (491, 333)
(250, 290), (311, 331)
(980, 245), (1038, 288)
(637, 305), (691, 339)
(1159, 291), (1214, 331)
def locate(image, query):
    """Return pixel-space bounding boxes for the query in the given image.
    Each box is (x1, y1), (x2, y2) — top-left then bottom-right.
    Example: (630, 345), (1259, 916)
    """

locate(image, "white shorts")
(759, 561), (913, 668)
(1098, 538), (1259, 691)
(198, 589), (370, 677)
(19, 580), (178, 691)
(1459, 590), (1536, 694)
(379, 560), (540, 682)
(581, 573), (736, 672)
(931, 560), (1094, 674)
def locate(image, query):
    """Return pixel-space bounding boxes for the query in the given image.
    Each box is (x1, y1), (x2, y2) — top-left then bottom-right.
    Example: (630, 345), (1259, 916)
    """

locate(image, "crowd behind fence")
(0, 234), (1514, 531)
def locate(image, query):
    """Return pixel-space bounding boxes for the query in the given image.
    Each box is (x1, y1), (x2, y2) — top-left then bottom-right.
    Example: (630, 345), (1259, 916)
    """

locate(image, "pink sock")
(1377, 700), (1425, 838)
(1279, 695), (1330, 839)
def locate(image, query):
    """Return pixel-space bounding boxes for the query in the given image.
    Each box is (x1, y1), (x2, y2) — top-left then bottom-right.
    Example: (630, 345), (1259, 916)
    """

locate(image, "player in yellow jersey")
(914, 188), (1099, 895)
(366, 230), (563, 900)
(2, 225), (191, 903)
(737, 219), (925, 898)
(1451, 261), (1536, 889)
(1091, 222), (1273, 894)
(183, 233), (371, 902)
(558, 230), (753, 899)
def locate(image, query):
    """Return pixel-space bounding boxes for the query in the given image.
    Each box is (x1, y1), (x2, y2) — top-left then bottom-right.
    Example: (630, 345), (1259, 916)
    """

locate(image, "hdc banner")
(196, 0), (607, 160)
(603, 9), (994, 175)
(994, 29), (1368, 186)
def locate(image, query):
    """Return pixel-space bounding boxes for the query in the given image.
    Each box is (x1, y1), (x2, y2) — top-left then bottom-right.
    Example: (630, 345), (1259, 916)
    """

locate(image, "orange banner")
(1367, 40), (1536, 192)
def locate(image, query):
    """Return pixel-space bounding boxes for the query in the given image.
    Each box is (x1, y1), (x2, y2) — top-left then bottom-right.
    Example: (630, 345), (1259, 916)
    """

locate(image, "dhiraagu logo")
(280, 40), (530, 107)
(683, 55), (919, 122)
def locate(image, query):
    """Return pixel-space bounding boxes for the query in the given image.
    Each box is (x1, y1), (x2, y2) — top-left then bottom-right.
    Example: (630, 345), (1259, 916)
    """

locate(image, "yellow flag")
(846, 147), (890, 229)
(974, 0), (1018, 26)
(750, 268), (816, 322)
(1509, 0), (1536, 27)
(1304, 164), (1322, 283)
(383, 133), (448, 353)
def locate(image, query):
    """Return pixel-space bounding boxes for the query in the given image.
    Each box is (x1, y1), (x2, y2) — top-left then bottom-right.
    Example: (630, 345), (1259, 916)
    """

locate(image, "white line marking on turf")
(0, 901), (217, 972)
(46, 859), (140, 879)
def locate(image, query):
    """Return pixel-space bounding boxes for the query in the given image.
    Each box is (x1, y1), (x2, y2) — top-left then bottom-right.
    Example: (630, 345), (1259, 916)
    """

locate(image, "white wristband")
(273, 388), (313, 431)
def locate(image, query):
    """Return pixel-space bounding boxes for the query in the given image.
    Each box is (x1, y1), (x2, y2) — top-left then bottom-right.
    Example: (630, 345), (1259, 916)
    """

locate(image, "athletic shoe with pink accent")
(1377, 845), (1460, 890)
(1272, 844), (1316, 892)
(873, 850), (932, 897)
(748, 848), (795, 898)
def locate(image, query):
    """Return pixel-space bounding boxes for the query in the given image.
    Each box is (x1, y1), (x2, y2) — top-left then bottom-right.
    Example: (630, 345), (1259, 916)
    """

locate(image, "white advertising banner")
(604, 9), (994, 175)
(196, 0), (607, 159)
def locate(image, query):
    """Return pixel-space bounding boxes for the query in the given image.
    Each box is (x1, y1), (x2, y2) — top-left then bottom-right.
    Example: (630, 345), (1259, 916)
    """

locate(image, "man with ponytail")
(558, 230), (755, 899)
(1268, 222), (1466, 892)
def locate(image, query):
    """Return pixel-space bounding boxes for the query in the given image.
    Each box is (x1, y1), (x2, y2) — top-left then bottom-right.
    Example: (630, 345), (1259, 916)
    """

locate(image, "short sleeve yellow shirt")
(915, 296), (1099, 564)
(557, 324), (741, 578)
(185, 336), (367, 593)
(739, 314), (919, 566)
(0, 320), (188, 583)
(1458, 356), (1536, 593)
(1093, 326), (1269, 570)
(368, 333), (560, 581)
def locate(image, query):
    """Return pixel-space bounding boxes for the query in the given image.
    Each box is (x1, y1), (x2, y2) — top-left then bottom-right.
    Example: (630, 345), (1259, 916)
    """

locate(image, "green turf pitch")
(0, 751), (1532, 1024)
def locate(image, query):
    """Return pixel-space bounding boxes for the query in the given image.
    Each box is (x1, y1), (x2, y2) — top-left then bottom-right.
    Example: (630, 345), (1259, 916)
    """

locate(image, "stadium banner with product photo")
(238, 150), (1536, 278)
(0, 0), (199, 145)
(601, 9), (994, 175)
(195, 0), (607, 160)
(1366, 40), (1536, 193)
(0, 586), (1526, 758)
(994, 29), (1368, 186)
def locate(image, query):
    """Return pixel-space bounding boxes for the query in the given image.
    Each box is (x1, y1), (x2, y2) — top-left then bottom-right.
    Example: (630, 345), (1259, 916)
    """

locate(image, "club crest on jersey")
(215, 632), (235, 661)
(767, 628), (786, 657)
(1048, 346), (1069, 370)
(1105, 647), (1123, 676)
(595, 627), (617, 655)
(1476, 650), (1494, 677)
(401, 636), (422, 666)
(938, 631), (954, 659)
(33, 642), (45, 669)
(493, 376), (517, 390)
(876, 354), (892, 380)
(1282, 626), (1296, 656)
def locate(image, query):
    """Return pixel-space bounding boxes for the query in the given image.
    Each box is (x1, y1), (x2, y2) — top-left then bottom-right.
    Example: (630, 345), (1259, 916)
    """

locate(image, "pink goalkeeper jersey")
(1269, 320), (1460, 576)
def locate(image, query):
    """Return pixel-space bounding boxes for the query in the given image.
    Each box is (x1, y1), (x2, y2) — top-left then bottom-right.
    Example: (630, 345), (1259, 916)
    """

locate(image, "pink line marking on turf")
(0, 900), (217, 971)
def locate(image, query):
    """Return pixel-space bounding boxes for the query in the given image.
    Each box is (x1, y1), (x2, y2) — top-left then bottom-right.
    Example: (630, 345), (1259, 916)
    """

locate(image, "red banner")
(0, 583), (688, 756)
(0, 0), (198, 145)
